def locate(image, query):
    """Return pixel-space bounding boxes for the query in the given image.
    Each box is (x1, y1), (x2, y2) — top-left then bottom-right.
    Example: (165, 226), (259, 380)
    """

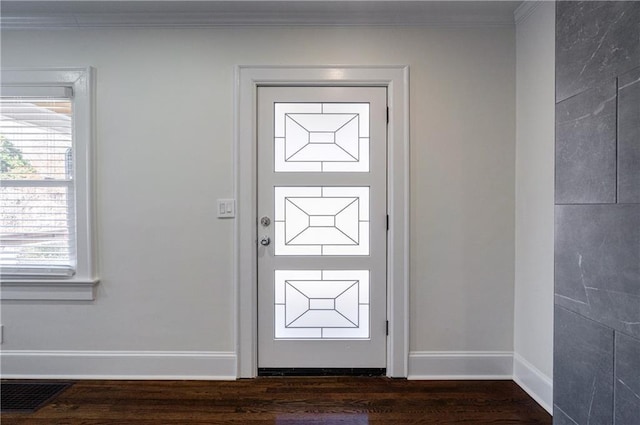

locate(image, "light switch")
(217, 199), (235, 218)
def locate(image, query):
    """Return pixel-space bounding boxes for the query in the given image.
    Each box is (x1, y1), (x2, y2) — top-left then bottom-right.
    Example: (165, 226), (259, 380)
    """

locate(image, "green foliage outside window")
(0, 136), (36, 178)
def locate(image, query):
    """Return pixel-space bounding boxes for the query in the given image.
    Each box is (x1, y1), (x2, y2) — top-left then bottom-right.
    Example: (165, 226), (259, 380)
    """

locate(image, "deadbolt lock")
(260, 236), (271, 246)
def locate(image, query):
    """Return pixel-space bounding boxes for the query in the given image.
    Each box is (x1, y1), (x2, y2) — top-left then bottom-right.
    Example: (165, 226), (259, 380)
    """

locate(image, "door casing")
(235, 66), (410, 378)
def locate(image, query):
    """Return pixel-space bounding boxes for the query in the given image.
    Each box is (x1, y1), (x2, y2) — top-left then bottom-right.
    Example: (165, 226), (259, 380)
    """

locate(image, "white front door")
(257, 86), (388, 369)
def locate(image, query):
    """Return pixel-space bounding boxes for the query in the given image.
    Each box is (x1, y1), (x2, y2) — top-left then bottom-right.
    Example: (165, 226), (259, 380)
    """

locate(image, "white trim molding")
(0, 350), (237, 380)
(0, 2), (517, 30)
(1, 14), (516, 30)
(235, 66), (410, 378)
(0, 280), (97, 301)
(513, 353), (553, 414)
(408, 351), (514, 380)
(0, 67), (99, 301)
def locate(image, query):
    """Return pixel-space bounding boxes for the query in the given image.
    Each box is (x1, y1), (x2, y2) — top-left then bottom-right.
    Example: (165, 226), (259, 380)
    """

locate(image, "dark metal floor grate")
(258, 367), (386, 377)
(1, 381), (73, 412)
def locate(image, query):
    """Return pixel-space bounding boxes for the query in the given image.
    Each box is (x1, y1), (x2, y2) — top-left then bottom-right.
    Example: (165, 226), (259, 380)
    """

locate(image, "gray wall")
(0, 25), (516, 377)
(554, 2), (640, 424)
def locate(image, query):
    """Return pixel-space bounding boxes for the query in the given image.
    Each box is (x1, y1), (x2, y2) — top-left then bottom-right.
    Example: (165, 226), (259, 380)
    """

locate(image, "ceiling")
(1, 1), (523, 29)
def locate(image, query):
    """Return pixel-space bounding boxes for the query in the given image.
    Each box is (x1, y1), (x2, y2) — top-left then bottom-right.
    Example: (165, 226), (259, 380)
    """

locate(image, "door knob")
(260, 236), (271, 246)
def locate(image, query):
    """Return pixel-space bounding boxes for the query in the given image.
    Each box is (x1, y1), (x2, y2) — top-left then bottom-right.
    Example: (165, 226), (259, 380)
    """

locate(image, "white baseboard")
(0, 350), (237, 380)
(407, 351), (513, 380)
(513, 353), (553, 414)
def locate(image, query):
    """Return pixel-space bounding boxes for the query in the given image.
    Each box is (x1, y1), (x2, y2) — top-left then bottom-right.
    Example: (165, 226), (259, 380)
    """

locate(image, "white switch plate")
(217, 199), (235, 218)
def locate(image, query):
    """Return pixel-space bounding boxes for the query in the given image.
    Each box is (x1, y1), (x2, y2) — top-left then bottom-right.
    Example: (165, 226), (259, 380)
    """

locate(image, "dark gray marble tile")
(556, 81), (617, 204)
(554, 406), (617, 425)
(555, 204), (640, 338)
(618, 66), (640, 204)
(554, 306), (614, 425)
(554, 407), (587, 425)
(556, 1), (640, 102)
(615, 332), (640, 424)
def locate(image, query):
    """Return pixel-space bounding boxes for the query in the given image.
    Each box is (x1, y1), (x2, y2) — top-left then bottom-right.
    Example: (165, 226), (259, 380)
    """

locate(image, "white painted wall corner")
(513, 353), (553, 414)
(408, 351), (552, 414)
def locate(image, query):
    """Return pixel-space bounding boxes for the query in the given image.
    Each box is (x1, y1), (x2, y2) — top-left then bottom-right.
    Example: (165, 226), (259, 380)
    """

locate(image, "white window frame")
(1, 68), (98, 301)
(235, 66), (410, 378)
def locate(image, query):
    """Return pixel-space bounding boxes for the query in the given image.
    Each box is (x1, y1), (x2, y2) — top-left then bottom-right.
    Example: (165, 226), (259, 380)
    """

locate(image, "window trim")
(1, 68), (98, 301)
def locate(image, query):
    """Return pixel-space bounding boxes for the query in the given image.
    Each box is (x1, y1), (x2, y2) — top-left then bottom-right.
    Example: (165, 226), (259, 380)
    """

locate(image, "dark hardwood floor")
(1, 378), (552, 424)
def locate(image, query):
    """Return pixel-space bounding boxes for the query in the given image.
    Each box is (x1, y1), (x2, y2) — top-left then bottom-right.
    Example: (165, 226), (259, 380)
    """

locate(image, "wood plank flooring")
(1, 378), (552, 424)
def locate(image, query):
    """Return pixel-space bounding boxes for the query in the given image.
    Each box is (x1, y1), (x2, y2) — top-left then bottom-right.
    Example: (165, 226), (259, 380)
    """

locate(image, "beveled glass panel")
(274, 103), (369, 172)
(274, 187), (369, 256)
(274, 270), (370, 339)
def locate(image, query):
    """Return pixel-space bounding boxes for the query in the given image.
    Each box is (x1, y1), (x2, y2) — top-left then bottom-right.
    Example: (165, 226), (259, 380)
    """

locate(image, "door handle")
(259, 236), (271, 246)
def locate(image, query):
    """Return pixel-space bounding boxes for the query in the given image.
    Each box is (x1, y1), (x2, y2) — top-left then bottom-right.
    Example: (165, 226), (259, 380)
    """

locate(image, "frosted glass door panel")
(274, 270), (370, 339)
(257, 86), (387, 369)
(274, 186), (369, 256)
(274, 103), (369, 172)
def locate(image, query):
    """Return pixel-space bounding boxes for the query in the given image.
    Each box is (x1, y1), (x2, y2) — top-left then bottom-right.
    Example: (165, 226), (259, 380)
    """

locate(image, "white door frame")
(235, 66), (410, 378)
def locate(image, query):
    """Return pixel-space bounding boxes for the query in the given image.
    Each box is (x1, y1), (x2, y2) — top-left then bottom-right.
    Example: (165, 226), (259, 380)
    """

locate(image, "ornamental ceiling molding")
(1, 1), (519, 29)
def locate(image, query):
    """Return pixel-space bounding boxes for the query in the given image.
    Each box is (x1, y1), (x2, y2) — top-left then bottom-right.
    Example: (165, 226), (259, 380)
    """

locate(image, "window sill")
(0, 279), (99, 301)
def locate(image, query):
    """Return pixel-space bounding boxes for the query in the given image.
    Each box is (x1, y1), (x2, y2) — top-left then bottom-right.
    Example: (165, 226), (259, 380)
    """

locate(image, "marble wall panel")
(554, 306), (614, 425)
(618, 66), (640, 204)
(555, 81), (617, 204)
(555, 204), (640, 339)
(556, 1), (640, 102)
(614, 332), (640, 424)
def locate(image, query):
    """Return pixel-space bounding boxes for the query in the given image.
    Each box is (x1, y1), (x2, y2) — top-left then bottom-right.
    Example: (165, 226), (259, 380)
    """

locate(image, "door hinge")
(386, 107), (389, 124)
(386, 214), (389, 231)
(386, 320), (389, 336)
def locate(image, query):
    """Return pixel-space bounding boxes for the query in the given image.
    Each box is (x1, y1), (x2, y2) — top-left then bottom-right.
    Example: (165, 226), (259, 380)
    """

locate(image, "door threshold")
(258, 368), (386, 377)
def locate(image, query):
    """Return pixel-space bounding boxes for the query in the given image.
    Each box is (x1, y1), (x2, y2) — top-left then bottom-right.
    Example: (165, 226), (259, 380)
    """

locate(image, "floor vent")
(1, 381), (73, 412)
(258, 368), (386, 377)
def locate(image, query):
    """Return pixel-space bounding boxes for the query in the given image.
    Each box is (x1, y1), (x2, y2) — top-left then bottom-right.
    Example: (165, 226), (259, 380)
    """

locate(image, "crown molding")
(1, 1), (518, 29)
(1, 14), (516, 29)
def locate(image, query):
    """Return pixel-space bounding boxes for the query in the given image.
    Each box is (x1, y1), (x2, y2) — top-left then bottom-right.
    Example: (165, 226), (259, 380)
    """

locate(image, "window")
(0, 68), (97, 300)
